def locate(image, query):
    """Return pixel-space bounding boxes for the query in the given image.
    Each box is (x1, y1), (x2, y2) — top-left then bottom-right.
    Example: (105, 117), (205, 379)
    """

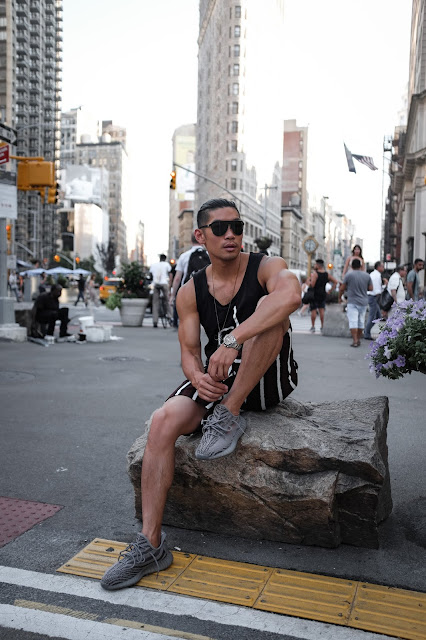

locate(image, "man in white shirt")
(170, 234), (202, 301)
(364, 261), (385, 340)
(388, 265), (407, 305)
(149, 254), (171, 328)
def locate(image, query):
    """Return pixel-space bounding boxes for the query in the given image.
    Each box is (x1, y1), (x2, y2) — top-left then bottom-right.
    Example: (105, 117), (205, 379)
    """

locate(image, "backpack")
(184, 248), (211, 283)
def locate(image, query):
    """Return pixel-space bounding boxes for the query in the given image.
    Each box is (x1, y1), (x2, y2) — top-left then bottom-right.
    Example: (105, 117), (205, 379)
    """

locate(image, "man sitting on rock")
(101, 198), (301, 591)
(31, 284), (75, 342)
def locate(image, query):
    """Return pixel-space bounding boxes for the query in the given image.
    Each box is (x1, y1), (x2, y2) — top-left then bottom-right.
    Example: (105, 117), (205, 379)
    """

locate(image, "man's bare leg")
(223, 318), (289, 416)
(141, 396), (206, 547)
(319, 307), (325, 329)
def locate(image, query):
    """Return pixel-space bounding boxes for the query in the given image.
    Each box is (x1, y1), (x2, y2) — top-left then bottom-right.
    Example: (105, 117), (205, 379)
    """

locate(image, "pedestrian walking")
(339, 258), (373, 347)
(298, 276), (311, 317)
(149, 254), (172, 328)
(74, 274), (87, 306)
(170, 234), (209, 327)
(364, 261), (385, 340)
(406, 259), (424, 301)
(87, 274), (99, 307)
(100, 198), (300, 592)
(8, 270), (20, 301)
(38, 272), (47, 294)
(309, 259), (339, 332)
(342, 244), (365, 277)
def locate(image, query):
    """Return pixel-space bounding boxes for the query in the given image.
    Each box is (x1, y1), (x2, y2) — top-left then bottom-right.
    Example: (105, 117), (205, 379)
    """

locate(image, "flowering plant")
(367, 300), (426, 379)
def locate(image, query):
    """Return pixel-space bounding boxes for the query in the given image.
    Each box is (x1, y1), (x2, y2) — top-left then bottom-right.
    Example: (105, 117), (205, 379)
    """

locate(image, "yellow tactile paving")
(253, 568), (356, 626)
(58, 538), (426, 640)
(57, 538), (196, 590)
(168, 555), (273, 606)
(349, 582), (426, 640)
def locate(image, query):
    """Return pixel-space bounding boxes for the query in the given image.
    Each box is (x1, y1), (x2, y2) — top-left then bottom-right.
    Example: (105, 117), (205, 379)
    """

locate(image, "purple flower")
(394, 355), (406, 368)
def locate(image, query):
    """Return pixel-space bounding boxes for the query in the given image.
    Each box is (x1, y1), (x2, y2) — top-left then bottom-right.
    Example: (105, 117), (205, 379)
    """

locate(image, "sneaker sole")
(100, 550), (173, 591)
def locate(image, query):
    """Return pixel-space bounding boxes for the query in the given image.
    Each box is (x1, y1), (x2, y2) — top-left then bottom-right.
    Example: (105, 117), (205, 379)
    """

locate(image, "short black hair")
(315, 259), (324, 266)
(159, 254), (167, 261)
(50, 284), (62, 294)
(374, 261), (382, 270)
(414, 258), (424, 265)
(197, 198), (240, 228)
(352, 258), (361, 269)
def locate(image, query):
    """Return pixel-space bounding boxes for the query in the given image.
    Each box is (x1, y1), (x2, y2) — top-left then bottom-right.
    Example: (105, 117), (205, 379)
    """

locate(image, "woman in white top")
(342, 245), (365, 277)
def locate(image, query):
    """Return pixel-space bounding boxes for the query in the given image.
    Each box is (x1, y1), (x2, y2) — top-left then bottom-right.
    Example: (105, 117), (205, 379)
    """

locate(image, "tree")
(96, 240), (116, 274)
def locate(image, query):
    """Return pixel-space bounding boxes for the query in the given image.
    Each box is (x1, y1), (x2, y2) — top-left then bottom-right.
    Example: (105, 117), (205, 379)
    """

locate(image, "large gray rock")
(127, 396), (392, 549)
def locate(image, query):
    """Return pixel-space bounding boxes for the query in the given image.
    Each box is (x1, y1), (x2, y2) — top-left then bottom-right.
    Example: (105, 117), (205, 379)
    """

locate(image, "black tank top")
(314, 271), (329, 298)
(193, 252), (266, 362)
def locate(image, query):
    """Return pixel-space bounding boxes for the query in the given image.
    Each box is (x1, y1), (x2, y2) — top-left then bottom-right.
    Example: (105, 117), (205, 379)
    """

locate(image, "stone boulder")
(322, 303), (353, 337)
(127, 396), (392, 549)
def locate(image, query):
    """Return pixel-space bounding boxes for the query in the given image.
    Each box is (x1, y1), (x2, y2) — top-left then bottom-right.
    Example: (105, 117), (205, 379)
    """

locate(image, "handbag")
(378, 288), (394, 312)
(302, 287), (315, 304)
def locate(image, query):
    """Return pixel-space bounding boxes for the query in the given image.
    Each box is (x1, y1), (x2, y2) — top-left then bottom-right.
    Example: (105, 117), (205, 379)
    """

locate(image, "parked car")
(99, 277), (123, 304)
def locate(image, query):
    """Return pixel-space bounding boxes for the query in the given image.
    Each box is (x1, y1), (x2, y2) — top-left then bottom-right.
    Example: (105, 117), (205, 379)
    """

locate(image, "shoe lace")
(118, 535), (160, 575)
(201, 405), (244, 440)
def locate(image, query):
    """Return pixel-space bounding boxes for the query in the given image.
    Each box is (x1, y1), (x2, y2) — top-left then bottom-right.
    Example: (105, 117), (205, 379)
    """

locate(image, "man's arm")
(406, 273), (414, 299)
(207, 257), (301, 381)
(328, 274), (339, 286)
(176, 284), (228, 402)
(171, 270), (183, 300)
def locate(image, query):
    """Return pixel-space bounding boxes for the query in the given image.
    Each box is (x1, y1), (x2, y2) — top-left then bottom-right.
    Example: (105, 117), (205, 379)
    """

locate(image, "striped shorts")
(167, 327), (298, 413)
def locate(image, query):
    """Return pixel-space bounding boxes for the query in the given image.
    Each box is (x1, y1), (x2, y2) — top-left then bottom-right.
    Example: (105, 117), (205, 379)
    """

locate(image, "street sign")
(0, 143), (9, 165)
(7, 254), (17, 270)
(0, 123), (17, 145)
(0, 171), (17, 220)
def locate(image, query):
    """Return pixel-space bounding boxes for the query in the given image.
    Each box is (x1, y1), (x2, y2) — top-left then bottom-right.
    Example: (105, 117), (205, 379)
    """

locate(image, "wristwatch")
(223, 333), (242, 350)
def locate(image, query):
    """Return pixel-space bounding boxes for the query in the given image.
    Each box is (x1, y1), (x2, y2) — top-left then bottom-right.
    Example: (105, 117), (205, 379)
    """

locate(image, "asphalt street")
(0, 299), (425, 639)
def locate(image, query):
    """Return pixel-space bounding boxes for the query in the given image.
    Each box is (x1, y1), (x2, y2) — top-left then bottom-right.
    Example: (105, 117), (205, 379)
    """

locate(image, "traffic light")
(6, 224), (11, 242)
(170, 170), (176, 190)
(75, 256), (80, 265)
(17, 161), (55, 190)
(327, 263), (333, 270)
(54, 254), (60, 263)
(47, 182), (60, 205)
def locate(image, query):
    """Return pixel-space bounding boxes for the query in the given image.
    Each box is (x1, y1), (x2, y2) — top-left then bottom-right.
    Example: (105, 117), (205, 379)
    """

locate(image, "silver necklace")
(211, 252), (241, 344)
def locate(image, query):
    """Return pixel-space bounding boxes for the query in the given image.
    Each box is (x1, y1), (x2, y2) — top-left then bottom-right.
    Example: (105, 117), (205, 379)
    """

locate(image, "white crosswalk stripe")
(0, 566), (395, 640)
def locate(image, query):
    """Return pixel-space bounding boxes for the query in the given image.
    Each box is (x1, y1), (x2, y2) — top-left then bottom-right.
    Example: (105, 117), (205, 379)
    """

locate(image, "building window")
(233, 63), (240, 76)
(231, 178), (237, 190)
(232, 83), (239, 95)
(234, 44), (240, 57)
(231, 121), (238, 133)
(231, 101), (238, 114)
(235, 6), (241, 18)
(230, 140), (237, 152)
(231, 159), (237, 171)
(234, 25), (241, 37)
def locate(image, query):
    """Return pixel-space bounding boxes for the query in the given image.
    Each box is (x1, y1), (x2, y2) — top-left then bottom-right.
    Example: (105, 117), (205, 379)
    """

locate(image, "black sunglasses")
(199, 219), (244, 236)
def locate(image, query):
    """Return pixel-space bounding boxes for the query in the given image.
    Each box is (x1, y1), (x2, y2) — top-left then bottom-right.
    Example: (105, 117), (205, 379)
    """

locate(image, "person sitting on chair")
(32, 284), (75, 342)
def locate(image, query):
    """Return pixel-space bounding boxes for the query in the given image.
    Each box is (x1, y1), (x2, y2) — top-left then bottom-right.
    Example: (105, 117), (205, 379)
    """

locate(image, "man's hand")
(193, 370), (228, 402)
(207, 345), (238, 383)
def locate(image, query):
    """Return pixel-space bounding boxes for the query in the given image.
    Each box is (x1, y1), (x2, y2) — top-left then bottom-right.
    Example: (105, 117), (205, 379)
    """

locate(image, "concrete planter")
(120, 298), (149, 327)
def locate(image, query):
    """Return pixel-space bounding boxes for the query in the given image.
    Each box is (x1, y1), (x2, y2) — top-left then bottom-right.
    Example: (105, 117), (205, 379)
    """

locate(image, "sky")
(61, 0), (412, 265)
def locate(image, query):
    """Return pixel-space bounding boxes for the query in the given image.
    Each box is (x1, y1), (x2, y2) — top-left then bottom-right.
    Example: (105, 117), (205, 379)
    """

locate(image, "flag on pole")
(344, 143), (378, 172)
(344, 143), (356, 173)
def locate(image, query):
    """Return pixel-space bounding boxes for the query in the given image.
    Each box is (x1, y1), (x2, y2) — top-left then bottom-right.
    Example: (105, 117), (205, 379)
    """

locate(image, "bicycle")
(155, 284), (173, 329)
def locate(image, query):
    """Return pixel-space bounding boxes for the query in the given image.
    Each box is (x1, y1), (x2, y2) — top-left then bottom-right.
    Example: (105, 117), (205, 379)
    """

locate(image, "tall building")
(281, 119), (310, 270)
(169, 123), (196, 259)
(391, 0), (426, 281)
(60, 107), (99, 167)
(0, 0), (63, 264)
(195, 0), (285, 255)
(75, 136), (129, 265)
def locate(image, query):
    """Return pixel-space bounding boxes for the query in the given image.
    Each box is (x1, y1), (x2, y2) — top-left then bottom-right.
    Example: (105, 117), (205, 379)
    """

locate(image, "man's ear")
(194, 228), (205, 245)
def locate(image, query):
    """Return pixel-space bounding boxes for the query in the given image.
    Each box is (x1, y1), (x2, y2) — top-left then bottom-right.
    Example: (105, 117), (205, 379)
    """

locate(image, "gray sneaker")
(100, 531), (173, 591)
(195, 404), (247, 461)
